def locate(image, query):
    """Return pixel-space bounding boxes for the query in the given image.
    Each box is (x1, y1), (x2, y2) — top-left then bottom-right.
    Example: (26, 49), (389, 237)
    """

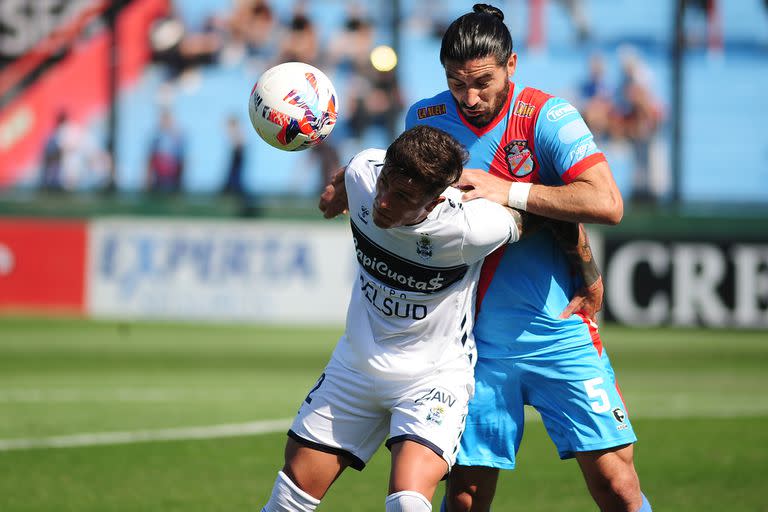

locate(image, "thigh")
(523, 345), (638, 459)
(456, 357), (524, 470)
(386, 363), (475, 471)
(290, 357), (390, 471)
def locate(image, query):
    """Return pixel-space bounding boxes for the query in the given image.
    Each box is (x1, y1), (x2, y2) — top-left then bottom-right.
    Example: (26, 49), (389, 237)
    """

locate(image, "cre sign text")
(604, 239), (768, 328)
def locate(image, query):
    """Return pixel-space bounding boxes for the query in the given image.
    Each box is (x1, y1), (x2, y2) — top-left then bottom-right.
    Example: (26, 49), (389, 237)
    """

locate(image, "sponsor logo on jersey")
(569, 140), (596, 162)
(416, 235), (432, 260)
(416, 387), (457, 407)
(546, 103), (578, 122)
(357, 205), (370, 225)
(514, 101), (536, 118)
(503, 139), (535, 178)
(417, 104), (447, 119)
(612, 407), (626, 423)
(351, 221), (468, 293)
(360, 276), (428, 320)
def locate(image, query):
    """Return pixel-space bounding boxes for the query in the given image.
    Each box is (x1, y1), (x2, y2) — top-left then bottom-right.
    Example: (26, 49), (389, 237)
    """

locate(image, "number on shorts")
(583, 377), (611, 413)
(304, 373), (326, 404)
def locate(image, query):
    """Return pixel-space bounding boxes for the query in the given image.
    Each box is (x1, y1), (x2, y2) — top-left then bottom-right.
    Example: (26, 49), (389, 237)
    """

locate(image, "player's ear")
(425, 196), (446, 213)
(506, 53), (517, 76)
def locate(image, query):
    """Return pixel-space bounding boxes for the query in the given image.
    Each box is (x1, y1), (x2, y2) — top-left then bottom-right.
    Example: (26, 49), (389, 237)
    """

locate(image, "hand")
(457, 168), (511, 205)
(318, 167), (348, 219)
(559, 275), (604, 324)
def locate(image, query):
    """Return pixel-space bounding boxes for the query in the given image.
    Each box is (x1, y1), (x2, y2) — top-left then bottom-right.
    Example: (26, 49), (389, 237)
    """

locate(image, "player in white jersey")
(260, 126), (527, 512)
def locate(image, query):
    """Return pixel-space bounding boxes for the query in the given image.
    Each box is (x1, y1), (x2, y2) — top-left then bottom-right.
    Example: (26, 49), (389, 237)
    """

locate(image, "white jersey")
(334, 148), (519, 380)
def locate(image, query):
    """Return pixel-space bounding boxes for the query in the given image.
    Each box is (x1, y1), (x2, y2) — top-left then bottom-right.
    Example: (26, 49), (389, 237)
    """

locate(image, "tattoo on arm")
(546, 221), (601, 287)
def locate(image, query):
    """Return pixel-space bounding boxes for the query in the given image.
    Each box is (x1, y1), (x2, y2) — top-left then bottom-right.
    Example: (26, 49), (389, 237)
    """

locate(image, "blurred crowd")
(576, 47), (666, 204)
(40, 0), (404, 201)
(36, 0), (677, 205)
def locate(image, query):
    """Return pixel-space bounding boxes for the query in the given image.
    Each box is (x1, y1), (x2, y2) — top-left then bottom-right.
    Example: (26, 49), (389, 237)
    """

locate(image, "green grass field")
(0, 318), (766, 511)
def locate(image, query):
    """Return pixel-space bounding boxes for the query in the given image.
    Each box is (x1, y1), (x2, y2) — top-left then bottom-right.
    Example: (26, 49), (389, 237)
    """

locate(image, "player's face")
(373, 168), (441, 229)
(445, 54), (517, 128)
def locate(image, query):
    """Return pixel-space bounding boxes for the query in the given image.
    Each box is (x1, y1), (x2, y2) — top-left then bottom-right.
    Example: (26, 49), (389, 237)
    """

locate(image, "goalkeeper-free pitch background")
(0, 318), (765, 511)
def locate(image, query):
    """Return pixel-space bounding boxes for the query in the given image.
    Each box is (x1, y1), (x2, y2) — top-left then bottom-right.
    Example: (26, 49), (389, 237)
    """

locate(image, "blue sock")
(636, 492), (652, 512)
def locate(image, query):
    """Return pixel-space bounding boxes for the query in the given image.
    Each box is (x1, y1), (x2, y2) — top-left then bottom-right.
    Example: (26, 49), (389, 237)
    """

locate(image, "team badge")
(504, 139), (535, 178)
(612, 407), (629, 430)
(416, 235), (432, 260)
(426, 405), (445, 426)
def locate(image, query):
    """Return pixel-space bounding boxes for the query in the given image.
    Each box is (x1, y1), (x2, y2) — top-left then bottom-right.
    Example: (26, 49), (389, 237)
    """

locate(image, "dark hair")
(384, 125), (468, 197)
(439, 3), (513, 66)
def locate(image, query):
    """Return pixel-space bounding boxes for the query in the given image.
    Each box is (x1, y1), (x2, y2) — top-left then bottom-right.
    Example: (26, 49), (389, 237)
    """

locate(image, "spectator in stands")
(41, 111), (69, 191)
(325, 10), (375, 73)
(578, 53), (615, 141)
(274, 2), (319, 65)
(344, 62), (404, 143)
(555, 0), (591, 42)
(224, 0), (275, 66)
(41, 111), (110, 192)
(615, 46), (665, 204)
(149, 9), (222, 80)
(221, 115), (247, 198)
(146, 109), (185, 193)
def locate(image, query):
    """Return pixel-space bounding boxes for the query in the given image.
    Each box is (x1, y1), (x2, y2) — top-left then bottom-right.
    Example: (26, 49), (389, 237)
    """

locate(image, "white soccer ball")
(248, 62), (339, 151)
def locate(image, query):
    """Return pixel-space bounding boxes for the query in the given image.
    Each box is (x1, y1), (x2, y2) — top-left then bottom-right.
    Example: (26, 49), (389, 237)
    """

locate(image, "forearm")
(523, 181), (622, 225)
(546, 220), (601, 287)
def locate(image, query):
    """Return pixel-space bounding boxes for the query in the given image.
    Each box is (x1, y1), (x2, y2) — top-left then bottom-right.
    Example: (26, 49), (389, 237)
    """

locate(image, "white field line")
(0, 389), (243, 402)
(3, 402), (767, 453)
(0, 419), (292, 452)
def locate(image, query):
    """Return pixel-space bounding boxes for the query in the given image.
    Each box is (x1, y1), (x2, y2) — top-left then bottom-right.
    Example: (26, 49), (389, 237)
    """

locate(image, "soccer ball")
(248, 62), (338, 151)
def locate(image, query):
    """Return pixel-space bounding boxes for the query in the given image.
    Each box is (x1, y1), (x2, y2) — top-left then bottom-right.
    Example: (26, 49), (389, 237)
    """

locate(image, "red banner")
(0, 219), (87, 313)
(0, 0), (169, 187)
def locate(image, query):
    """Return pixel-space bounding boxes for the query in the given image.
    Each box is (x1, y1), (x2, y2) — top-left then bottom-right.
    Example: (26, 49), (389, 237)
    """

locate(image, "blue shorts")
(457, 343), (637, 469)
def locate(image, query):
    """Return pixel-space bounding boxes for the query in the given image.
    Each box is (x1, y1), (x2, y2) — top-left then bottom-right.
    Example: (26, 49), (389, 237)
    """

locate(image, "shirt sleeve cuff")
(561, 153), (607, 183)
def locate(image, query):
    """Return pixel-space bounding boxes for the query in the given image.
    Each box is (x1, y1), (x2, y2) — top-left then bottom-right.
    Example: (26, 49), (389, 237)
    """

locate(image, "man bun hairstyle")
(439, 3), (513, 66)
(384, 125), (468, 197)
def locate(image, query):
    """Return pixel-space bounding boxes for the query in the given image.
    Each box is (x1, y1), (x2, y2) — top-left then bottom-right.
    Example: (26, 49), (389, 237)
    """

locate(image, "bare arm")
(545, 220), (604, 322)
(458, 161), (623, 225)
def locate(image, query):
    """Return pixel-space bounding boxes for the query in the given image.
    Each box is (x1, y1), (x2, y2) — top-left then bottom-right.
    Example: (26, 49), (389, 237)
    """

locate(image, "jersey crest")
(416, 235), (433, 260)
(504, 139), (535, 177)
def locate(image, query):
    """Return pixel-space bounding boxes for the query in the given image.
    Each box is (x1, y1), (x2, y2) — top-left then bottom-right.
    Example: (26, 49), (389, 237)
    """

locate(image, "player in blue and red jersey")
(406, 4), (652, 512)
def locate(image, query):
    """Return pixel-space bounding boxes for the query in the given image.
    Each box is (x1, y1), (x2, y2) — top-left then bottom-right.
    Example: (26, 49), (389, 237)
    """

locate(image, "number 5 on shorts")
(583, 377), (611, 413)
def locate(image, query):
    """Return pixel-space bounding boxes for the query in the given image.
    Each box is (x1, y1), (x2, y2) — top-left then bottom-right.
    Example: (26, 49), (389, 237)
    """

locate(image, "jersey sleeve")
(459, 199), (519, 264)
(345, 148), (385, 200)
(404, 103), (420, 130)
(534, 98), (607, 184)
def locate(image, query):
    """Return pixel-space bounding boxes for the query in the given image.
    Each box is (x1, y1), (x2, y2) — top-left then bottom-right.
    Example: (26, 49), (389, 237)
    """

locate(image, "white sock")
(261, 471), (320, 512)
(385, 490), (433, 512)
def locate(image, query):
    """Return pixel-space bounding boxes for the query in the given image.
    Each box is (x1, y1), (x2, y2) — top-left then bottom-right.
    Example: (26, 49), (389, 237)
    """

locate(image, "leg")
(282, 437), (349, 499)
(261, 437), (349, 511)
(576, 444), (648, 512)
(389, 439), (448, 498)
(521, 339), (648, 512)
(445, 464), (500, 512)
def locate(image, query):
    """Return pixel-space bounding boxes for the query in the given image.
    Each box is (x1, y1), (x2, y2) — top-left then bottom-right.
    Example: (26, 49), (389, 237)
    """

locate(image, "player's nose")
(464, 88), (481, 107)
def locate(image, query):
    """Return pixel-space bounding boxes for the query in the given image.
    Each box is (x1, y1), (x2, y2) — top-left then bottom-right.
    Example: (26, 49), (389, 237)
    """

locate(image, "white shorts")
(289, 354), (474, 471)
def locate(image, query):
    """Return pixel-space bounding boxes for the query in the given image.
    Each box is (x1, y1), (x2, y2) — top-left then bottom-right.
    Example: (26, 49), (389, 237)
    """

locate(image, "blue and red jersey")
(406, 82), (606, 358)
